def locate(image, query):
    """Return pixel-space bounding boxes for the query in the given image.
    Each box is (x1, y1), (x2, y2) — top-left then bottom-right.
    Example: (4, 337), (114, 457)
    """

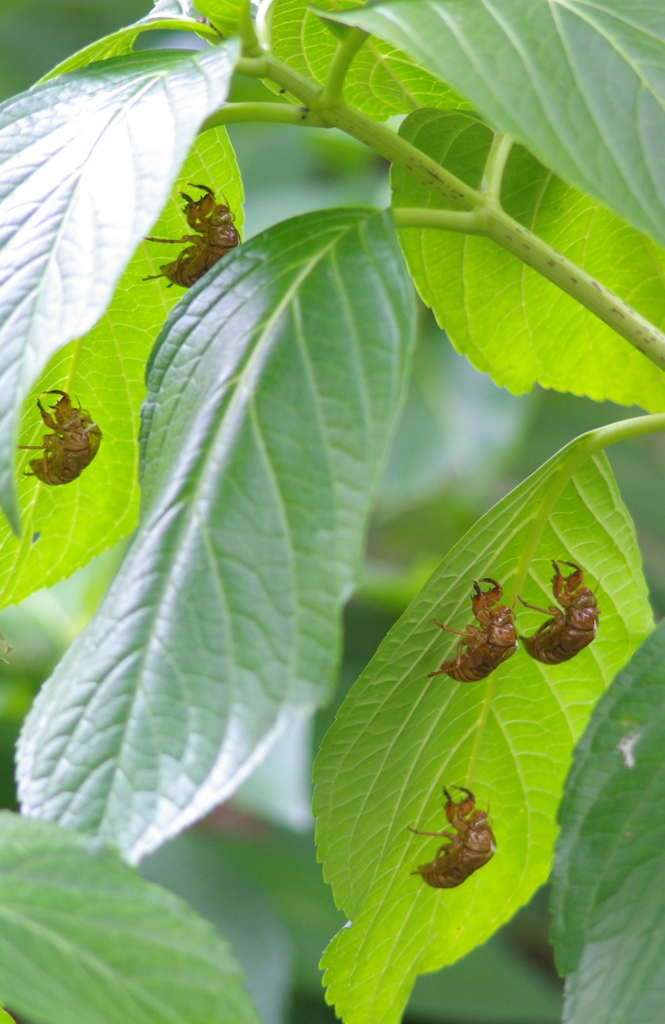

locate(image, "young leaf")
(17, 208), (415, 865)
(197, 0), (244, 38)
(0, 43), (238, 531)
(39, 12), (220, 82)
(551, 620), (665, 1023)
(0, 127), (243, 612)
(392, 110), (665, 411)
(313, 443), (652, 1024)
(0, 812), (257, 1024)
(270, 0), (468, 118)
(324, 0), (665, 248)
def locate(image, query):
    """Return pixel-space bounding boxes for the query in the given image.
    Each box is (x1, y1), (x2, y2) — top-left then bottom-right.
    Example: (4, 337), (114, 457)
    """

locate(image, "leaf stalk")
(508, 412), (665, 606)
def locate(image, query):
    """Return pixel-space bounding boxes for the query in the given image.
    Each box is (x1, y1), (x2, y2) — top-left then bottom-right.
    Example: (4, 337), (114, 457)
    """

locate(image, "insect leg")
(144, 235), (192, 244)
(433, 619), (472, 637)
(518, 596), (553, 615)
(407, 827), (454, 837)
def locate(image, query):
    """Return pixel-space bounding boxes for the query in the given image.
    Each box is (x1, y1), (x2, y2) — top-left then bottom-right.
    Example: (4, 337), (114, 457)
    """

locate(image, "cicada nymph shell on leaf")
(519, 561), (599, 664)
(19, 390), (102, 485)
(409, 786), (496, 888)
(143, 182), (240, 288)
(429, 578), (518, 682)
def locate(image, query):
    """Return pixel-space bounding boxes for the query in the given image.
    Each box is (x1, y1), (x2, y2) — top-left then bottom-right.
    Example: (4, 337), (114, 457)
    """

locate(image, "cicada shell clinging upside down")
(18, 390), (102, 485)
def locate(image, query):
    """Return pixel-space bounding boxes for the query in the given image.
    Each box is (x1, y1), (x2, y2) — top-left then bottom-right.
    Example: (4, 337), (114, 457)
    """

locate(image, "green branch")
(228, 53), (665, 372)
(395, 203), (665, 371)
(201, 102), (327, 131)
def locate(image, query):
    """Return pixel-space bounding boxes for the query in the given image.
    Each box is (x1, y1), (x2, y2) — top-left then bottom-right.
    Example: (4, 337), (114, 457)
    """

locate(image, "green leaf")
(17, 208), (415, 864)
(0, 127), (243, 612)
(39, 13), (221, 82)
(0, 44), (238, 531)
(270, 0), (469, 118)
(0, 812), (258, 1024)
(313, 441), (652, 1024)
(551, 619), (665, 1023)
(197, 0), (244, 38)
(324, 0), (665, 248)
(392, 109), (665, 411)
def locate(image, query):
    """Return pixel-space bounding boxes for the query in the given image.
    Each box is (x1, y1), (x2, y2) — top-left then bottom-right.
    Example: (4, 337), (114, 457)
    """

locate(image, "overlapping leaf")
(17, 207), (415, 865)
(0, 127), (243, 612)
(0, 813), (257, 1024)
(313, 440), (652, 1024)
(0, 43), (238, 529)
(270, 0), (468, 118)
(552, 620), (665, 1024)
(324, 0), (665, 248)
(392, 110), (665, 411)
(40, 11), (220, 82)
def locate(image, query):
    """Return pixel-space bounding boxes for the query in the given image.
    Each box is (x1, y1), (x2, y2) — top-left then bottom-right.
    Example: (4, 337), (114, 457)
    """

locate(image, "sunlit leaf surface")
(392, 110), (665, 411)
(314, 443), (652, 1024)
(0, 127), (243, 611)
(0, 44), (238, 527)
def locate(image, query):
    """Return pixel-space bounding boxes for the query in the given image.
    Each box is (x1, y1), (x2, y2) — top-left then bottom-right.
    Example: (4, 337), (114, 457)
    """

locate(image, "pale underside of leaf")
(0, 126), (243, 612)
(313, 446), (652, 1024)
(0, 44), (238, 529)
(0, 813), (257, 1024)
(17, 208), (414, 865)
(551, 620), (665, 1015)
(391, 109), (665, 410)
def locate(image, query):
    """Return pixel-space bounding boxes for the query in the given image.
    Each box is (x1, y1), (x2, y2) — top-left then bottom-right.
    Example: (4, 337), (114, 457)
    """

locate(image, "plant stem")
(235, 57), (476, 208)
(509, 412), (665, 605)
(481, 132), (513, 200)
(395, 203), (665, 372)
(231, 53), (665, 371)
(201, 102), (326, 131)
(320, 28), (369, 108)
(393, 208), (484, 235)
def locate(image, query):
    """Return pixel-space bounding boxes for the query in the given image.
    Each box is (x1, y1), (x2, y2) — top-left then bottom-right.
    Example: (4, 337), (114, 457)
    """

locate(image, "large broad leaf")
(324, 0), (665, 249)
(392, 110), (665, 411)
(0, 43), (238, 530)
(17, 208), (415, 864)
(313, 440), (652, 1024)
(551, 620), (665, 1024)
(0, 812), (257, 1024)
(0, 127), (243, 611)
(270, 0), (468, 118)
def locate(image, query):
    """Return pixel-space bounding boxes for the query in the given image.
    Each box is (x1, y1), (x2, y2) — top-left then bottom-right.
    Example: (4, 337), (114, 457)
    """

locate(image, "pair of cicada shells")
(430, 562), (599, 682)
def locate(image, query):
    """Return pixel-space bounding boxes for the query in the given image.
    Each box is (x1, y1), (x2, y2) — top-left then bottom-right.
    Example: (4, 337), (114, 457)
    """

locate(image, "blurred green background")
(2, 4), (664, 1023)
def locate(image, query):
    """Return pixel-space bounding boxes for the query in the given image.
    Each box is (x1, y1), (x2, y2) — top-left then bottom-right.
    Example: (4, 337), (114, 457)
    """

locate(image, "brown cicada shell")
(18, 390), (102, 485)
(429, 578), (518, 682)
(409, 786), (496, 888)
(519, 561), (599, 664)
(143, 183), (240, 288)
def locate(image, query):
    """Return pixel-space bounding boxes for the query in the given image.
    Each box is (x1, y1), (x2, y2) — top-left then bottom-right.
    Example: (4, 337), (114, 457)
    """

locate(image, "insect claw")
(188, 182), (214, 195)
(451, 786), (474, 801)
(480, 578), (501, 589)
